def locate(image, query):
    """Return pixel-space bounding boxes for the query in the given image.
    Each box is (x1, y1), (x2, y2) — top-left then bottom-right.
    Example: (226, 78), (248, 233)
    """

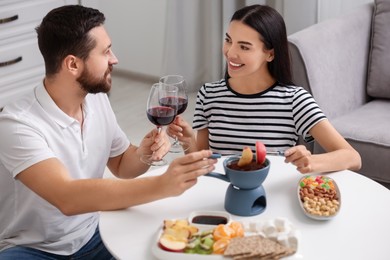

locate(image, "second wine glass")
(141, 83), (178, 166)
(160, 75), (189, 153)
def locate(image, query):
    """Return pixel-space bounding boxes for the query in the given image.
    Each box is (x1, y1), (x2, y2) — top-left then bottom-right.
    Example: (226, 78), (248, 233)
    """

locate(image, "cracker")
(224, 235), (260, 256)
(224, 235), (293, 260)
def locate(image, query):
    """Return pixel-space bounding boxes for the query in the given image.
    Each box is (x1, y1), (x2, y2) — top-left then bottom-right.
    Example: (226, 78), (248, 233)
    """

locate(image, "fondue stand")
(205, 156), (270, 216)
(99, 156), (390, 260)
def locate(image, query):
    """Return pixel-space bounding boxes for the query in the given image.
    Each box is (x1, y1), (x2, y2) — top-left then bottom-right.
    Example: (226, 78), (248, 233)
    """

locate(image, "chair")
(288, 0), (390, 188)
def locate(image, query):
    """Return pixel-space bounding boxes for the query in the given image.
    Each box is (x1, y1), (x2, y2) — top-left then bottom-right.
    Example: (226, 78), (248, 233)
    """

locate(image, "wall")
(82, 0), (374, 78)
(82, 0), (167, 78)
(271, 0), (374, 35)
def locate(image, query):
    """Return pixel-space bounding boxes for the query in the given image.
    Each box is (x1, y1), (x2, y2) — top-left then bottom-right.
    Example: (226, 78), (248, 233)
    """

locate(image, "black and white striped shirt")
(193, 79), (326, 155)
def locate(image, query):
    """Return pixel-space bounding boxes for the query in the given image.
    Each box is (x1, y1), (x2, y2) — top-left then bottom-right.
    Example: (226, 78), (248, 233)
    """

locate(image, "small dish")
(297, 175), (341, 220)
(188, 210), (231, 230)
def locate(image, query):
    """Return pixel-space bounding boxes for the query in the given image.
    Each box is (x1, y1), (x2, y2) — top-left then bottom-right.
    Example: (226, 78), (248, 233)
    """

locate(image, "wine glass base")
(169, 141), (190, 153)
(140, 155), (167, 166)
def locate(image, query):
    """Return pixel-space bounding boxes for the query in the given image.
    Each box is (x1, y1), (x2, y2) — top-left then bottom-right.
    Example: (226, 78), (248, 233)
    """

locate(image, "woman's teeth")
(229, 61), (243, 67)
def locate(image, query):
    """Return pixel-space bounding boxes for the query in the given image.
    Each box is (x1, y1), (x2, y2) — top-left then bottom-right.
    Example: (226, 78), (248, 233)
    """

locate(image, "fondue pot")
(205, 156), (270, 216)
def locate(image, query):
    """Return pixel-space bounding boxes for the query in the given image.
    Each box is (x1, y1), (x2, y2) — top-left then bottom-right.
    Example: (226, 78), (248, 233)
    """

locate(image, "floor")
(104, 72), (198, 176)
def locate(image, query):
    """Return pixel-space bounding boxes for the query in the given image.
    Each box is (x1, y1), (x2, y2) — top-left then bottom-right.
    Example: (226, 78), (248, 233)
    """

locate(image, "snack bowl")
(297, 175), (341, 220)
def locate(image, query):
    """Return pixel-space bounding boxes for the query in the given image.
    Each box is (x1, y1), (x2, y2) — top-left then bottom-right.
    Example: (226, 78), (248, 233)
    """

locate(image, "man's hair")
(36, 5), (105, 76)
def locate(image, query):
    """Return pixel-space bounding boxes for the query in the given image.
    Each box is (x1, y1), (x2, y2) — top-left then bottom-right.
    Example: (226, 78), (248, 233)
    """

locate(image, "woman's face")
(223, 20), (274, 79)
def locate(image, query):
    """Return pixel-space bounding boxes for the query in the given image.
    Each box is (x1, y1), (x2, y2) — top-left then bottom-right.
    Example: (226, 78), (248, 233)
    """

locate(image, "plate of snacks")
(297, 175), (341, 220)
(152, 211), (302, 259)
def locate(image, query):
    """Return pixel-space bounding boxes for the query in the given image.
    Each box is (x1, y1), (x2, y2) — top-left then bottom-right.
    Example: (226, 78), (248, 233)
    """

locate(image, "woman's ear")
(267, 49), (275, 62)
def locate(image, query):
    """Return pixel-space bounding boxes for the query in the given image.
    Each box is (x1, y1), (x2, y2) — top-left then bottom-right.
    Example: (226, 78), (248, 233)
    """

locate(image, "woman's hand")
(284, 145), (314, 174)
(167, 116), (194, 143)
(138, 128), (171, 161)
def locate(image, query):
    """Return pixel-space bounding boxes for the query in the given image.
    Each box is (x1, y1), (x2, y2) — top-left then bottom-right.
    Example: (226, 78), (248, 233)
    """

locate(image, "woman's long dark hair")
(224, 5), (293, 85)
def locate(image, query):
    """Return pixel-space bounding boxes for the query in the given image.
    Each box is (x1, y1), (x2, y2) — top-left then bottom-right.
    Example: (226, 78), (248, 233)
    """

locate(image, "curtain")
(161, 0), (245, 92)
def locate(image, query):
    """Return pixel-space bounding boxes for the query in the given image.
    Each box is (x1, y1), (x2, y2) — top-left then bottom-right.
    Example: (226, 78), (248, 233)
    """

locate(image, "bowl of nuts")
(297, 175), (341, 220)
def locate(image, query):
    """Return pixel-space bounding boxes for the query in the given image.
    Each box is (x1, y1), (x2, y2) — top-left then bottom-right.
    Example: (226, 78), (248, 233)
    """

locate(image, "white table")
(99, 156), (390, 260)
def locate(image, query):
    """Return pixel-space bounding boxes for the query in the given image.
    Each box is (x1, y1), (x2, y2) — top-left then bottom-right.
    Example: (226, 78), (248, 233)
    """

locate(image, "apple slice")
(164, 226), (191, 242)
(237, 146), (253, 167)
(159, 234), (186, 252)
(256, 141), (267, 164)
(163, 219), (175, 229)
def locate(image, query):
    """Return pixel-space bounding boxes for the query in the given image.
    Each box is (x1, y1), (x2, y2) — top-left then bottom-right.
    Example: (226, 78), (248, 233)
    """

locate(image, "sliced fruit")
(174, 219), (190, 227)
(229, 221), (244, 238)
(255, 141), (267, 164)
(163, 226), (190, 242)
(200, 236), (214, 250)
(159, 234), (186, 252)
(213, 224), (235, 241)
(163, 219), (175, 229)
(212, 237), (230, 254)
(237, 146), (253, 167)
(185, 225), (199, 236)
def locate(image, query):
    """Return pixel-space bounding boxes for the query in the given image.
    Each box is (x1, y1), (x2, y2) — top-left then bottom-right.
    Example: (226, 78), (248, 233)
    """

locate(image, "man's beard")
(77, 65), (113, 94)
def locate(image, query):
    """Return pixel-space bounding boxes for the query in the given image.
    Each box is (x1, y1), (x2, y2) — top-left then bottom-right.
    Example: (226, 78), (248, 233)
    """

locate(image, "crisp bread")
(224, 235), (294, 260)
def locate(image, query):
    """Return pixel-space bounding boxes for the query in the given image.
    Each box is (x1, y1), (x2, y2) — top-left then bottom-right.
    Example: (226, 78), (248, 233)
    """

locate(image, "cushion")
(330, 100), (390, 183)
(367, 0), (390, 98)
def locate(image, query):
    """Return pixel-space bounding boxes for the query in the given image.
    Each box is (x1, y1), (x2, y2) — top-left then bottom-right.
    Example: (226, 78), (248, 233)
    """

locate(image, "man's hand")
(158, 150), (217, 197)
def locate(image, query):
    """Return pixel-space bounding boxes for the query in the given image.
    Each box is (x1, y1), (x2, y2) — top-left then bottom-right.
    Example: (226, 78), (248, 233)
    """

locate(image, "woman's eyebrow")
(225, 33), (252, 46)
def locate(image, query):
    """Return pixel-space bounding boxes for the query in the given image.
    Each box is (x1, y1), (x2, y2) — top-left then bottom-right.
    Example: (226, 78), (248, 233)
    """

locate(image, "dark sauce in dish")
(191, 215), (228, 225)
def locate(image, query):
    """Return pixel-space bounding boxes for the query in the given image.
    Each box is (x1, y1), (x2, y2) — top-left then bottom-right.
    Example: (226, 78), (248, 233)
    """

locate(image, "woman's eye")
(224, 37), (231, 43)
(240, 45), (249, 50)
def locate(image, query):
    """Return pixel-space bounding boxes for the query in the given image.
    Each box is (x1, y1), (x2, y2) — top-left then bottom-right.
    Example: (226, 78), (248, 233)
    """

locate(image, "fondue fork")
(208, 151), (285, 159)
(266, 151), (285, 156)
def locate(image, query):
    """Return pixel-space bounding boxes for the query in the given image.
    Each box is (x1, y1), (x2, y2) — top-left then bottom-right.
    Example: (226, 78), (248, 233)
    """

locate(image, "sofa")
(288, 0), (390, 188)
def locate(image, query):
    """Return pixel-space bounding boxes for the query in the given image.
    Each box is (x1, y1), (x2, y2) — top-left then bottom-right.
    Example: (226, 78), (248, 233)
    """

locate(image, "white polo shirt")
(0, 83), (130, 255)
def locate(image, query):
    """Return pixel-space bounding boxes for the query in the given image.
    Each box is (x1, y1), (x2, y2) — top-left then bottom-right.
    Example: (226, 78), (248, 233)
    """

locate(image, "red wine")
(147, 107), (175, 126)
(159, 97), (188, 115)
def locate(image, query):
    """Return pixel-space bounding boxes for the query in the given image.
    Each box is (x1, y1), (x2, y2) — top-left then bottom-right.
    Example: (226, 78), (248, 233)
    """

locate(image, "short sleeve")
(192, 85), (208, 130)
(292, 87), (327, 142)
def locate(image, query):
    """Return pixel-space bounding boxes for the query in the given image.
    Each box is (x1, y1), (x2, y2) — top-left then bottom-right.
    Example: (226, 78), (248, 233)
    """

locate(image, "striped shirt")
(193, 79), (326, 155)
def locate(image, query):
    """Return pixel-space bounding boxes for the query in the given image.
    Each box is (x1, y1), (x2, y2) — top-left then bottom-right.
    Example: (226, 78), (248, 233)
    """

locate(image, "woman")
(168, 4), (361, 174)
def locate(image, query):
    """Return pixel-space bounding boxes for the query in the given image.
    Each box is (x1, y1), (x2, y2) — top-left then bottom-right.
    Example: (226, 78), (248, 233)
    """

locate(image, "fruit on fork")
(255, 141), (267, 164)
(237, 147), (253, 167)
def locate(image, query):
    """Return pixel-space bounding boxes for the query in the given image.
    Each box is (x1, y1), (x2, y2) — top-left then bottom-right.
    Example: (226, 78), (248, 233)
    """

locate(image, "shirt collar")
(34, 82), (92, 129)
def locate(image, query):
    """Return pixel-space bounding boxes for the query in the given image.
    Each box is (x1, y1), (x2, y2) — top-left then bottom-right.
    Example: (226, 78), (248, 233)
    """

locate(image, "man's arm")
(16, 150), (217, 216)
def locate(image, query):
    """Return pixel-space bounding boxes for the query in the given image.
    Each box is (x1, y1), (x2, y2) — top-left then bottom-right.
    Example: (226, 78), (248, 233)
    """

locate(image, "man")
(0, 5), (216, 259)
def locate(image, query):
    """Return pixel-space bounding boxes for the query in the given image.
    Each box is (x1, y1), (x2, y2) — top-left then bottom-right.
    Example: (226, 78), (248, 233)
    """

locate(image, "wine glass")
(159, 75), (189, 153)
(141, 83), (178, 166)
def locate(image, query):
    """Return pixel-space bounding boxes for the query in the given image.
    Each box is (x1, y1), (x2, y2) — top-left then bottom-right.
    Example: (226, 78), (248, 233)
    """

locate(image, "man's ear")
(63, 55), (81, 75)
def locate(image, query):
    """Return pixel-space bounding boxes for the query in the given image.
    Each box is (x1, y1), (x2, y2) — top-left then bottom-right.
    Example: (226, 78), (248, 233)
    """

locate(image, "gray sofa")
(288, 0), (390, 188)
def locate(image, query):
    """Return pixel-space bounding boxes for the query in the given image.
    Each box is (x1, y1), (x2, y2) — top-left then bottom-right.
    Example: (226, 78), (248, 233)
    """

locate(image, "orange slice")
(213, 224), (235, 241)
(229, 221), (244, 238)
(212, 237), (230, 254)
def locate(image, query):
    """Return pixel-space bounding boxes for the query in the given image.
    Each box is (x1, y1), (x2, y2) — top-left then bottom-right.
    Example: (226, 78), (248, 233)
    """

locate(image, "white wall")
(273, 0), (374, 35)
(82, 0), (167, 78)
(82, 0), (373, 77)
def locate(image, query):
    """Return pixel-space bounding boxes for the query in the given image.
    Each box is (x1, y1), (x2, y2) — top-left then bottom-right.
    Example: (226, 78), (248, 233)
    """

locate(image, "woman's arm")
(285, 120), (361, 174)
